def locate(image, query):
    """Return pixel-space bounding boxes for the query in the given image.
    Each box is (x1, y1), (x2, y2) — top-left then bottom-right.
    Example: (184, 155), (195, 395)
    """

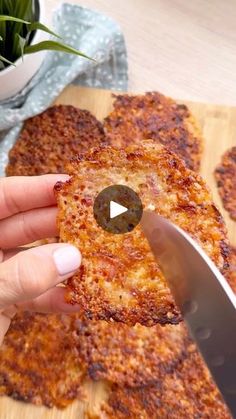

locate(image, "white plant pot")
(0, 0), (48, 101)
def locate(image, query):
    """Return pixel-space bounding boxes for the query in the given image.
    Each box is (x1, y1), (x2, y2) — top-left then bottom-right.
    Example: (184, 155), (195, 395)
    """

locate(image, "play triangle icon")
(110, 200), (128, 219)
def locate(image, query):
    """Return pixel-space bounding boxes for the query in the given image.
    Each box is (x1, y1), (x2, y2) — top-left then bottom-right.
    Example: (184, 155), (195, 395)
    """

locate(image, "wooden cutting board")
(0, 85), (236, 419)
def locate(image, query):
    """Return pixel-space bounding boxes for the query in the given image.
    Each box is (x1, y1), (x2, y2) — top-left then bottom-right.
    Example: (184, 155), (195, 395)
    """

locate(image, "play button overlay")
(110, 201), (128, 219)
(93, 185), (143, 234)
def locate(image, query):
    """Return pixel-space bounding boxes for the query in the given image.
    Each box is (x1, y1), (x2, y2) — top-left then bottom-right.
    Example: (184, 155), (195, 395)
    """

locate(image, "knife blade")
(141, 211), (236, 417)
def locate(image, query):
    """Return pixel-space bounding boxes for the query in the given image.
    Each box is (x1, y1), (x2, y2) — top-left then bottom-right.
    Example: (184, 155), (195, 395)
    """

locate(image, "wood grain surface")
(0, 85), (235, 419)
(47, 0), (236, 106)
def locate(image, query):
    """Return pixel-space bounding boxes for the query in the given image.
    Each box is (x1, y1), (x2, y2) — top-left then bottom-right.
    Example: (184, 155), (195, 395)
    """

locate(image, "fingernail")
(53, 245), (81, 276)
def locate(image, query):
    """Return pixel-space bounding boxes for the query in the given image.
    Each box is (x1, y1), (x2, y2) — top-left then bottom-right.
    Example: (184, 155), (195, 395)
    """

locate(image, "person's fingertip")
(57, 302), (81, 313)
(53, 245), (81, 276)
(54, 174), (70, 182)
(18, 287), (82, 314)
(41, 173), (70, 181)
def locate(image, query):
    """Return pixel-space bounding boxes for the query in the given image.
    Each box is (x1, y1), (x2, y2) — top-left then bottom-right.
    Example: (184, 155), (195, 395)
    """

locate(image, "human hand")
(0, 175), (81, 344)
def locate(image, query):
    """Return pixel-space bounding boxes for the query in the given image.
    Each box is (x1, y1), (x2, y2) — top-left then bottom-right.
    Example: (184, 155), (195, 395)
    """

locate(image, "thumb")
(0, 243), (81, 310)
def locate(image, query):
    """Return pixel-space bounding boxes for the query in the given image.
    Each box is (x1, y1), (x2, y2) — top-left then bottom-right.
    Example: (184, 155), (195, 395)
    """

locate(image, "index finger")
(0, 174), (69, 220)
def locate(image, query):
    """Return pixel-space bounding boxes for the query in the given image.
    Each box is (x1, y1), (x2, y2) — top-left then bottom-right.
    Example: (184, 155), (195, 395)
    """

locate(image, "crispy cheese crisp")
(215, 146), (236, 220)
(0, 312), (84, 408)
(101, 344), (231, 419)
(74, 319), (188, 386)
(104, 93), (203, 171)
(55, 141), (229, 326)
(6, 105), (106, 176)
(226, 245), (236, 293)
(97, 259), (235, 418)
(2, 270), (235, 412)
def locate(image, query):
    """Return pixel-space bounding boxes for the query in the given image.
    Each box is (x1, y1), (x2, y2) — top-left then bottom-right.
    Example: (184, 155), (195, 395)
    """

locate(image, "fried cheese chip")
(215, 146), (236, 221)
(0, 312), (84, 408)
(104, 93), (203, 171)
(100, 343), (231, 419)
(6, 105), (106, 176)
(55, 141), (229, 326)
(74, 319), (188, 387)
(226, 245), (236, 293)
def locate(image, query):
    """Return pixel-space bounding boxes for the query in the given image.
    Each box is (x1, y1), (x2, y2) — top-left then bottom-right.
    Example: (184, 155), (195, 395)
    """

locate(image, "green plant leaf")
(0, 15), (30, 24)
(9, 0), (32, 46)
(16, 33), (26, 61)
(0, 54), (15, 66)
(24, 40), (95, 61)
(29, 22), (62, 39)
(12, 0), (32, 22)
(0, 1), (95, 68)
(3, 0), (14, 16)
(0, 1), (32, 62)
(0, 20), (6, 55)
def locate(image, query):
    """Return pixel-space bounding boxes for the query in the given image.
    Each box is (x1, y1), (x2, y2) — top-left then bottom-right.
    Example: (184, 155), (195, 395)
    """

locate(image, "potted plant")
(0, 0), (90, 101)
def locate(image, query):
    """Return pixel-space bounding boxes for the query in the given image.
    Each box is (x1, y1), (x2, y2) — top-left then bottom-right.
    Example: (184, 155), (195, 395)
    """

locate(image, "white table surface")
(47, 0), (236, 106)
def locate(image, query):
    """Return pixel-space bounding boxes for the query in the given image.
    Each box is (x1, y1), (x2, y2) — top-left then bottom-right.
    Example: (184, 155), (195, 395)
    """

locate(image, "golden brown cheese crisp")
(100, 343), (231, 419)
(104, 92), (203, 171)
(0, 312), (84, 408)
(55, 141), (229, 326)
(215, 146), (236, 220)
(226, 245), (236, 293)
(74, 320), (188, 387)
(6, 105), (106, 176)
(1, 311), (234, 413)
